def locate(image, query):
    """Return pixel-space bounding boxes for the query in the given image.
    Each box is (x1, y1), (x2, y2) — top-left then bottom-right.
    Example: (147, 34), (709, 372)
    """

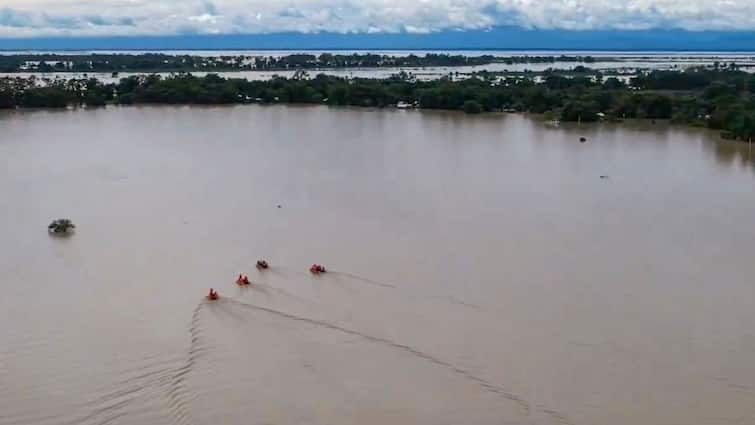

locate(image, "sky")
(1, 0), (755, 39)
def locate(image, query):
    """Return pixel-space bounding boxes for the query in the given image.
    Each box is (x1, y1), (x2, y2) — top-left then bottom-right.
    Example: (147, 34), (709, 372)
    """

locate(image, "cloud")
(43, 14), (83, 29)
(0, 0), (754, 37)
(84, 15), (137, 27)
(0, 8), (34, 28)
(202, 1), (219, 16)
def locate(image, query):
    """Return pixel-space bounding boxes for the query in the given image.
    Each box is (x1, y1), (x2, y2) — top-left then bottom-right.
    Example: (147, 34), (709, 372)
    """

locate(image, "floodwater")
(2, 48), (755, 58)
(5, 58), (755, 84)
(1, 106), (754, 425)
(5, 51), (755, 83)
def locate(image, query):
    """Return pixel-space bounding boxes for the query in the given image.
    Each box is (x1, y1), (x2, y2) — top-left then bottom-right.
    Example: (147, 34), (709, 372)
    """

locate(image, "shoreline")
(2, 69), (755, 143)
(1, 102), (746, 147)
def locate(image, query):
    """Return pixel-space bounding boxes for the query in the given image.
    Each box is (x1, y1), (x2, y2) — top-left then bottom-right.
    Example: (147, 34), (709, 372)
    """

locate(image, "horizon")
(4, 28), (755, 52)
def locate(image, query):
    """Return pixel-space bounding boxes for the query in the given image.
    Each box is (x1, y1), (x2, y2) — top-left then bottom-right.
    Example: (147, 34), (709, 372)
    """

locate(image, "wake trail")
(165, 300), (208, 425)
(250, 281), (311, 304)
(222, 298), (531, 414)
(330, 271), (484, 312)
(64, 357), (180, 425)
(540, 408), (576, 425)
(332, 272), (397, 289)
(313, 276), (572, 423)
(237, 269), (568, 423)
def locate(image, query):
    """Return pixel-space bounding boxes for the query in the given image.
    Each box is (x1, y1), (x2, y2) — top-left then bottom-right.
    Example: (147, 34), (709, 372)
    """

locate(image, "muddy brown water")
(1, 105), (754, 425)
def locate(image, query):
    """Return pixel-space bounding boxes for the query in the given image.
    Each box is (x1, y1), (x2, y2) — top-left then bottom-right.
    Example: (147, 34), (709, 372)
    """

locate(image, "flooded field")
(3, 50), (755, 83)
(1, 106), (754, 425)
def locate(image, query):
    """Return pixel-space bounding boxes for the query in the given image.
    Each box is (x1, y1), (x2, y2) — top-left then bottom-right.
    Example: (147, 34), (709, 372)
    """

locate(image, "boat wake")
(65, 355), (182, 425)
(222, 296), (575, 423)
(221, 298), (531, 413)
(329, 270), (484, 311)
(249, 281), (311, 304)
(80, 300), (211, 425)
(165, 300), (210, 425)
(65, 290), (572, 425)
(331, 271), (397, 289)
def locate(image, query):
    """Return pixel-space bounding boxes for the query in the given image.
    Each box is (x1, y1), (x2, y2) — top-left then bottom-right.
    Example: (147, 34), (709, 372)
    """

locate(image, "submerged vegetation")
(48, 219), (75, 234)
(2, 67), (755, 141)
(0, 53), (603, 73)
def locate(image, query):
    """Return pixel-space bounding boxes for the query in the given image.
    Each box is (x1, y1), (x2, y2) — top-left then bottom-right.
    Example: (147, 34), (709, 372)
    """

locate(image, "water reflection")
(710, 138), (755, 171)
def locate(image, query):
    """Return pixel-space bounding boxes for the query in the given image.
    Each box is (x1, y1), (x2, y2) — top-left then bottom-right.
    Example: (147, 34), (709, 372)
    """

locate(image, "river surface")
(1, 106), (754, 425)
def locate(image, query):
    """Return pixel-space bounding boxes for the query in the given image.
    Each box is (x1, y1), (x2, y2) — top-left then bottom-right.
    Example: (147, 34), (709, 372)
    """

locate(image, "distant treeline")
(2, 68), (755, 141)
(0, 53), (603, 73)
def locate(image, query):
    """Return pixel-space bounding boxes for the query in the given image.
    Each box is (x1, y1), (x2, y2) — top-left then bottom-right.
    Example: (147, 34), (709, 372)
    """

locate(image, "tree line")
(0, 53), (603, 73)
(1, 68), (755, 141)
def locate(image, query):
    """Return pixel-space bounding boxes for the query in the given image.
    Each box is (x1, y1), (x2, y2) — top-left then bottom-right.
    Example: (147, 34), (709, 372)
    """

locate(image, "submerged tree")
(48, 219), (75, 234)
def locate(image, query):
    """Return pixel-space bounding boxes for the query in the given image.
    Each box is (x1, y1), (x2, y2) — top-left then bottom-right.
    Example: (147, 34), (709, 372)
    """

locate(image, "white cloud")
(0, 0), (754, 37)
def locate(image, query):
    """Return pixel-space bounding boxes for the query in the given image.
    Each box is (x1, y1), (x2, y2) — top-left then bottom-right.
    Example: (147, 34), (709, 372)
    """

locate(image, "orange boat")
(309, 264), (326, 274)
(207, 289), (219, 300)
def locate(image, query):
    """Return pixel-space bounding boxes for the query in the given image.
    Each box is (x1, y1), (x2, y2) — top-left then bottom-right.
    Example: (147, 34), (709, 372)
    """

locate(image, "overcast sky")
(1, 0), (754, 38)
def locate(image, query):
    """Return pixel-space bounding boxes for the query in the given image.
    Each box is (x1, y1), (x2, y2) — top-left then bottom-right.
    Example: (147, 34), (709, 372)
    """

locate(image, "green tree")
(463, 100), (483, 114)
